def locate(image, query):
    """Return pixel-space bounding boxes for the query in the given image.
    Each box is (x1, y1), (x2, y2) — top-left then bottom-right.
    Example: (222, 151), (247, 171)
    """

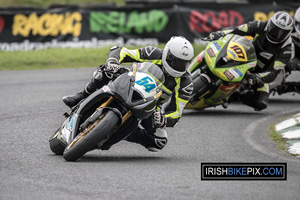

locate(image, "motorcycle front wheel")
(63, 110), (119, 161)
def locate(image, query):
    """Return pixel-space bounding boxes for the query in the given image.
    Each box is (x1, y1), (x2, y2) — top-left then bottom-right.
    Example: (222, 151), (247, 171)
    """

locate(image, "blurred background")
(0, 0), (299, 7)
(0, 0), (299, 70)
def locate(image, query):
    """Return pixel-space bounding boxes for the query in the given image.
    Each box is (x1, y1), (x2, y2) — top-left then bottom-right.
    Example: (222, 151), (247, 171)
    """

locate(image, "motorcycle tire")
(63, 110), (119, 161)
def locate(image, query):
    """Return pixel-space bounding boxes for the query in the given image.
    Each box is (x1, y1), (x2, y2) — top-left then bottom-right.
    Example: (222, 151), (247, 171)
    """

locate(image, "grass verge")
(0, 47), (112, 70)
(269, 124), (288, 152)
(0, 44), (205, 71)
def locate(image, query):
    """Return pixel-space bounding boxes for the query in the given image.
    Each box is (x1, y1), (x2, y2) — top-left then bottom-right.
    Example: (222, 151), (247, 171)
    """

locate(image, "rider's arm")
(258, 71), (280, 83)
(259, 44), (293, 83)
(163, 75), (193, 127)
(221, 21), (265, 38)
(107, 46), (163, 65)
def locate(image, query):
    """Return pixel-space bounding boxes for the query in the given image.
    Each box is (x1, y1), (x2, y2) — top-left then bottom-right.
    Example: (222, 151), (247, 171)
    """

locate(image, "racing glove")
(285, 62), (300, 73)
(105, 57), (121, 73)
(153, 110), (167, 128)
(207, 31), (225, 41)
(247, 73), (263, 86)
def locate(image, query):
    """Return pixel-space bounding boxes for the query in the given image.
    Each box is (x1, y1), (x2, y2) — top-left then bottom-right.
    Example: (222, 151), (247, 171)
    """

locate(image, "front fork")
(67, 96), (132, 150)
(97, 96), (132, 125)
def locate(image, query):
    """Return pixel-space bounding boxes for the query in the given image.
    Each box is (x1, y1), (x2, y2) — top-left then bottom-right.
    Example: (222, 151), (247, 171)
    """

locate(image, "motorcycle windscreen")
(215, 35), (257, 68)
(129, 62), (165, 119)
(128, 62), (165, 98)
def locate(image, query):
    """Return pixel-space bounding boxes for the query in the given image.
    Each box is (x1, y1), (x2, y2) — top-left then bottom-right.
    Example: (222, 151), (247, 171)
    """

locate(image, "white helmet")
(266, 11), (294, 44)
(162, 36), (194, 77)
(295, 7), (300, 35)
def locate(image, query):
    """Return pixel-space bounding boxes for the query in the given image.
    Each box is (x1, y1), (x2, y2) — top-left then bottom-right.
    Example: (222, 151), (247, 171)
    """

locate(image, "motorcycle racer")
(208, 11), (294, 111)
(62, 36), (194, 152)
(277, 7), (300, 95)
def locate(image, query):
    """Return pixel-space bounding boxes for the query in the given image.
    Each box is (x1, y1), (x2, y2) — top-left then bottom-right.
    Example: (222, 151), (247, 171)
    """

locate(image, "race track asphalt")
(0, 68), (299, 200)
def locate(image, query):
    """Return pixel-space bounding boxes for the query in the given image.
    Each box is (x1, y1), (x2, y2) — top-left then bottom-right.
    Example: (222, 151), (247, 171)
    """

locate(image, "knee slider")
(85, 69), (106, 94)
(148, 128), (168, 152)
(255, 100), (268, 111)
(93, 69), (103, 81)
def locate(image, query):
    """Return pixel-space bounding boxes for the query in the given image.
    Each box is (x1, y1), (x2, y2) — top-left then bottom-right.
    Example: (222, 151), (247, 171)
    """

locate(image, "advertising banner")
(0, 3), (299, 51)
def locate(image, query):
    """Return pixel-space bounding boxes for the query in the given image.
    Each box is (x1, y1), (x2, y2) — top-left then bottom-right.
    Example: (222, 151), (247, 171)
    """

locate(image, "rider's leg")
(125, 116), (168, 152)
(125, 127), (168, 152)
(277, 82), (300, 95)
(239, 84), (269, 111)
(63, 65), (111, 108)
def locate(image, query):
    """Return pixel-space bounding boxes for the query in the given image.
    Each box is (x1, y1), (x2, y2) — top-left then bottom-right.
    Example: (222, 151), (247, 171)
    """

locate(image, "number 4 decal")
(136, 77), (155, 93)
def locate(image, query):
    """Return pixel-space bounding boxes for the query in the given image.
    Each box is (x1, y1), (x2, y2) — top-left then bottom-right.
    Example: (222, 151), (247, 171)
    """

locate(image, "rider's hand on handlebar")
(247, 73), (262, 86)
(285, 62), (300, 73)
(153, 110), (167, 128)
(207, 31), (225, 41)
(105, 57), (121, 73)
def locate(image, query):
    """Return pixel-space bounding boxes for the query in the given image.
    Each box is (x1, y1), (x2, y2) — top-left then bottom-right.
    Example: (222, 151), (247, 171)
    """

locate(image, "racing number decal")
(136, 76), (155, 93)
(231, 45), (245, 59)
(228, 42), (247, 62)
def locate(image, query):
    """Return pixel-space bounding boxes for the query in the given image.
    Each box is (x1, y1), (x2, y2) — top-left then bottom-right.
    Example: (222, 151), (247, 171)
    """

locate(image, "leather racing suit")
(219, 21), (293, 110)
(76, 46), (193, 151)
(277, 30), (300, 94)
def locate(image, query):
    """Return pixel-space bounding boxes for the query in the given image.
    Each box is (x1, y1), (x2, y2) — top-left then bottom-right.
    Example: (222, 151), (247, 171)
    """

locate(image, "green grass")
(269, 124), (287, 152)
(0, 45), (206, 71)
(0, 0), (205, 71)
(0, 47), (111, 70)
(0, 0), (125, 8)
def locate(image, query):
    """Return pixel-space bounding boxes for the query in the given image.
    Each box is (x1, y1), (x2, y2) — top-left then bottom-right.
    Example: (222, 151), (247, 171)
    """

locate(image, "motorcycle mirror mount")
(130, 63), (137, 82)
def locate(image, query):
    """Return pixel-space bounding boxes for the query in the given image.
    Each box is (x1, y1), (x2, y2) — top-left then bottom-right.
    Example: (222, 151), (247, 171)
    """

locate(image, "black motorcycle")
(49, 62), (165, 161)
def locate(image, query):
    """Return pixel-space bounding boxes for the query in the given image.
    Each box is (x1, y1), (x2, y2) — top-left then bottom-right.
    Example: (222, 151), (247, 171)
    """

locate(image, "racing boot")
(63, 65), (110, 108)
(62, 90), (89, 108)
(239, 90), (268, 111)
(125, 127), (168, 152)
(277, 82), (300, 95)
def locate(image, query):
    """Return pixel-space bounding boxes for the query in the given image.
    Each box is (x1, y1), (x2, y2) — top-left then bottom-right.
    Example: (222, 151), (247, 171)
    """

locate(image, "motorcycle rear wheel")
(63, 110), (119, 161)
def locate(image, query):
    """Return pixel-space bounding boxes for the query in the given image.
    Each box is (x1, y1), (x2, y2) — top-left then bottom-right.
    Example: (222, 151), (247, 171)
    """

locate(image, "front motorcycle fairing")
(186, 34), (258, 109)
(56, 114), (77, 145)
(108, 73), (158, 120)
(57, 88), (117, 145)
(108, 62), (164, 120)
(189, 51), (206, 74)
(205, 34), (257, 83)
(203, 82), (240, 106)
(185, 81), (240, 109)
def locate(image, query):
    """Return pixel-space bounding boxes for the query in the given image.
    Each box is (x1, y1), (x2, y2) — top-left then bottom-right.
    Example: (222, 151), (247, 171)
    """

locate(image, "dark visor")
(267, 21), (291, 43)
(166, 50), (189, 72)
